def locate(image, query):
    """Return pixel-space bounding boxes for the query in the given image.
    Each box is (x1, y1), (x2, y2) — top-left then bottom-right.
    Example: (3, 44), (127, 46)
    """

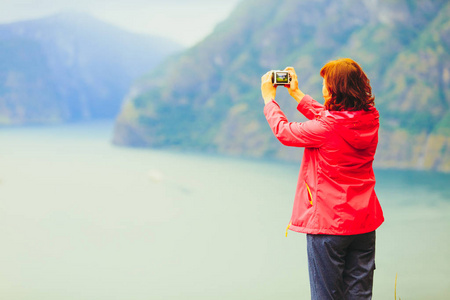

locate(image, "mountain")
(0, 12), (182, 124)
(113, 0), (450, 173)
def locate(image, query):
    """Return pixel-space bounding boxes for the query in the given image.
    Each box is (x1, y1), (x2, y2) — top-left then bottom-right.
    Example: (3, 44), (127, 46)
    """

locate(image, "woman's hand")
(284, 66), (305, 104)
(261, 71), (277, 105)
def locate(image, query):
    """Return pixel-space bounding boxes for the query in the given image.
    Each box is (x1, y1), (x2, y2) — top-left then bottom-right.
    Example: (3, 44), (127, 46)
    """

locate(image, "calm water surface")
(0, 121), (449, 299)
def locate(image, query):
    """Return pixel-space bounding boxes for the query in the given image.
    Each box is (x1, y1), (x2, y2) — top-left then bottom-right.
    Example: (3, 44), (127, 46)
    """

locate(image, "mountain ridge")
(0, 12), (182, 125)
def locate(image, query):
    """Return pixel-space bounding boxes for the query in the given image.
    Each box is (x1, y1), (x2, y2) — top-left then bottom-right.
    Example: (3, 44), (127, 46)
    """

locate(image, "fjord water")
(0, 122), (449, 300)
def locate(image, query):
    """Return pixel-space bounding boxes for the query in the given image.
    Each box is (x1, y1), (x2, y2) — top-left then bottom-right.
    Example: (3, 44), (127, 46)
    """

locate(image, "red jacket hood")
(322, 107), (379, 150)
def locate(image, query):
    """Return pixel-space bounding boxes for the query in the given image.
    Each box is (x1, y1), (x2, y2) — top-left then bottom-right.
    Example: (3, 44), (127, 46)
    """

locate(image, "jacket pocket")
(305, 181), (313, 207)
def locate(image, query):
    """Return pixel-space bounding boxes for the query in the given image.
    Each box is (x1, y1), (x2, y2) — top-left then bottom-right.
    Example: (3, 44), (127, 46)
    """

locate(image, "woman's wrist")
(290, 89), (306, 104)
(263, 96), (274, 105)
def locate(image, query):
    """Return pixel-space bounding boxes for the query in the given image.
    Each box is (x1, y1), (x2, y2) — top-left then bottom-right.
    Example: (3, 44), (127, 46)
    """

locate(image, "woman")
(261, 58), (384, 299)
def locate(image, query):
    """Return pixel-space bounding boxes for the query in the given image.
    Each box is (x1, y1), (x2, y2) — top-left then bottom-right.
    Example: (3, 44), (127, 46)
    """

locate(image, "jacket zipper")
(305, 181), (313, 206)
(285, 221), (291, 237)
(285, 182), (313, 237)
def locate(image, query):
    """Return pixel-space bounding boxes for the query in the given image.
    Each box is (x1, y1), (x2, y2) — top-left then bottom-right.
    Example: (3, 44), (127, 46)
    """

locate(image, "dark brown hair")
(320, 58), (375, 111)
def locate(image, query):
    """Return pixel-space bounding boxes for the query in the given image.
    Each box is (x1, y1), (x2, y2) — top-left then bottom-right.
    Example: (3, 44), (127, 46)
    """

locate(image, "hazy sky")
(0, 0), (242, 46)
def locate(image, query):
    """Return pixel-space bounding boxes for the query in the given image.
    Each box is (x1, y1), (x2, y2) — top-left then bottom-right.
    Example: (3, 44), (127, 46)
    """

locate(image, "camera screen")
(275, 72), (289, 83)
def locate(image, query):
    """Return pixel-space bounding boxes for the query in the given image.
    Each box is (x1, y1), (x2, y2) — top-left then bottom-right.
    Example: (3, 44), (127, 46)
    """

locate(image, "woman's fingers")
(285, 67), (295, 74)
(261, 71), (274, 85)
(261, 71), (277, 103)
(284, 68), (296, 82)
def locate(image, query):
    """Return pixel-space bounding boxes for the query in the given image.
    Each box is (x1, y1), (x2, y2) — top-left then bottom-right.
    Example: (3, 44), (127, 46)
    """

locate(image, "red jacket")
(264, 95), (384, 235)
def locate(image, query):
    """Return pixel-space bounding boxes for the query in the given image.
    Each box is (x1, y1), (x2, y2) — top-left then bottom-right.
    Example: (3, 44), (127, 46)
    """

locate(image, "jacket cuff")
(264, 99), (280, 115)
(296, 94), (313, 113)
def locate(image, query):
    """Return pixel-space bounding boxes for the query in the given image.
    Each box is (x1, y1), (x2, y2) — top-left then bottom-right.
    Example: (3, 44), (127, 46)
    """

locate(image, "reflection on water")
(0, 122), (449, 300)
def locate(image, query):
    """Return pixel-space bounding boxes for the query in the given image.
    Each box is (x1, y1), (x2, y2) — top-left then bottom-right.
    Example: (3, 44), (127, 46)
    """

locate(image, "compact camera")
(271, 70), (291, 86)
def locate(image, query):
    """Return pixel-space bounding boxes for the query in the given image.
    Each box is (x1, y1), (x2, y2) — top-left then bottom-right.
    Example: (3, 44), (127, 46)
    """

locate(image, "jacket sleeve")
(297, 95), (325, 120)
(264, 100), (329, 148)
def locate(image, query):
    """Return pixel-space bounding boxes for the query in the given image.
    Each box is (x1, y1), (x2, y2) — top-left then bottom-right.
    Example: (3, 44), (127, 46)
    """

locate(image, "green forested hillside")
(113, 0), (450, 172)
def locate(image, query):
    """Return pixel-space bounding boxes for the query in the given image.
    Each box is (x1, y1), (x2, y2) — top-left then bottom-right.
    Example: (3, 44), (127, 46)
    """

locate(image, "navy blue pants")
(307, 231), (376, 300)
